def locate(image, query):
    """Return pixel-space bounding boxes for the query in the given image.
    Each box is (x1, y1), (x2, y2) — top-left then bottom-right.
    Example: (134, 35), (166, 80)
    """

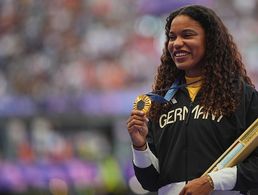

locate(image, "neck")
(185, 75), (203, 87)
(184, 67), (202, 77)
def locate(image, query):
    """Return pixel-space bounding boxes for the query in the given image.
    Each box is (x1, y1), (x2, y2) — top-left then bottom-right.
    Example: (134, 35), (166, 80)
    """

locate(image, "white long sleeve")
(208, 166), (237, 190)
(132, 143), (159, 172)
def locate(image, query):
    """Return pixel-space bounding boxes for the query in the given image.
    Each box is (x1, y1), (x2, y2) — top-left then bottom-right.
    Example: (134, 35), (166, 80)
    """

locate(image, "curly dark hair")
(149, 5), (254, 120)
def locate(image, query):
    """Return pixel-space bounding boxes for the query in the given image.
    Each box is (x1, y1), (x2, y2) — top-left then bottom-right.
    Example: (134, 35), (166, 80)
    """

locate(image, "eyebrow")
(169, 28), (198, 34)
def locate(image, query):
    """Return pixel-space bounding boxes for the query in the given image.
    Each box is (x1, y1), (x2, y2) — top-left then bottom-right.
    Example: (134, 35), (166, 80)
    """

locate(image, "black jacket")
(134, 81), (258, 192)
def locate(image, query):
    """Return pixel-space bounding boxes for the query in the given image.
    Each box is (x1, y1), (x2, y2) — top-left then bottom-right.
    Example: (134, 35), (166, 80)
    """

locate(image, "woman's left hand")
(179, 176), (214, 195)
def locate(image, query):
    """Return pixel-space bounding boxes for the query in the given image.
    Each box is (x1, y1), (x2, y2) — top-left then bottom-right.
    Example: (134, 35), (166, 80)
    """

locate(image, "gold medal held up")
(133, 94), (152, 114)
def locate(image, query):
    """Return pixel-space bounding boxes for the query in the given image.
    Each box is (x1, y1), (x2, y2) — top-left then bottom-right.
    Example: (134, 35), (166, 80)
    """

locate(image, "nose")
(173, 37), (184, 49)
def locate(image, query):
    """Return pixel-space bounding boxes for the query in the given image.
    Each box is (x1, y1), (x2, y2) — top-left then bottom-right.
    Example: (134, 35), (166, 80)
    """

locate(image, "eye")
(182, 30), (197, 38)
(183, 33), (194, 38)
(168, 34), (176, 41)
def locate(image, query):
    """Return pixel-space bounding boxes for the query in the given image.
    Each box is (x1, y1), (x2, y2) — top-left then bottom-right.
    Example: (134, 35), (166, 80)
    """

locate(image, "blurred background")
(0, 0), (257, 195)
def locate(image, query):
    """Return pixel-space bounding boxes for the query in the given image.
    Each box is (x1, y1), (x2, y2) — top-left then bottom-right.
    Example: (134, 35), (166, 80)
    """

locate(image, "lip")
(173, 50), (190, 56)
(173, 50), (190, 62)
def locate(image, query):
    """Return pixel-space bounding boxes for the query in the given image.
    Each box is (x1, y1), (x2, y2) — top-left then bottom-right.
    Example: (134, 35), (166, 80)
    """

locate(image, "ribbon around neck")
(133, 76), (202, 113)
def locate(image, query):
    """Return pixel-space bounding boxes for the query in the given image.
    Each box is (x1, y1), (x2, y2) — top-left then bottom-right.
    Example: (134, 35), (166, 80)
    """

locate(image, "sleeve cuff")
(132, 143), (152, 168)
(208, 166), (237, 190)
(132, 143), (160, 172)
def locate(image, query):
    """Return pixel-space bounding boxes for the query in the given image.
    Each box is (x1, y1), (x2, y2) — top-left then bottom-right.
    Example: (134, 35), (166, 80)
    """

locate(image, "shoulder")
(241, 81), (258, 125)
(242, 81), (258, 100)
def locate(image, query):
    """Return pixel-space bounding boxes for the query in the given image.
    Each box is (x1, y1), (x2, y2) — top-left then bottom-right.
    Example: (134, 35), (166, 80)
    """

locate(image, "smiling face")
(168, 15), (206, 77)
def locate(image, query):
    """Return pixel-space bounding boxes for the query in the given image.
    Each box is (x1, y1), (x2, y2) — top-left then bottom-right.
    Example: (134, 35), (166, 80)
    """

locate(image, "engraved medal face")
(133, 95), (152, 114)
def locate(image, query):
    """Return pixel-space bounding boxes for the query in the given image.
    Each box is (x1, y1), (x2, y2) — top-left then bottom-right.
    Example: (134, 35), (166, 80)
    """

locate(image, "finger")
(128, 124), (147, 134)
(127, 114), (146, 125)
(144, 117), (149, 122)
(127, 119), (146, 129)
(128, 125), (148, 133)
(127, 111), (149, 126)
(131, 110), (145, 116)
(131, 115), (147, 123)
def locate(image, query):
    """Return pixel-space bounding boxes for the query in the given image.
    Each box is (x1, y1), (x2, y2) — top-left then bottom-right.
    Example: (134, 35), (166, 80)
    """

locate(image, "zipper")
(185, 102), (193, 184)
(185, 102), (193, 125)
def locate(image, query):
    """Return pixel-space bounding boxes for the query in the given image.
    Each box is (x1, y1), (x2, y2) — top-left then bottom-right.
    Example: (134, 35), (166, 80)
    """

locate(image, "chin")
(175, 63), (202, 76)
(175, 63), (192, 71)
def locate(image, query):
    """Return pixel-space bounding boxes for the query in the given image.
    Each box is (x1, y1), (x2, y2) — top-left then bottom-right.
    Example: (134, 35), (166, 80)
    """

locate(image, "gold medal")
(133, 94), (152, 114)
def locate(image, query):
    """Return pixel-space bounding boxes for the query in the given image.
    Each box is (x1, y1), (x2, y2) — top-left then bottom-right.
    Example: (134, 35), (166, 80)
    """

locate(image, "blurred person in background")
(127, 5), (258, 195)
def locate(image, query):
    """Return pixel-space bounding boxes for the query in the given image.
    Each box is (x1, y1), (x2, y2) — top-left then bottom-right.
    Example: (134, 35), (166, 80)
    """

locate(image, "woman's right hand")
(127, 110), (149, 150)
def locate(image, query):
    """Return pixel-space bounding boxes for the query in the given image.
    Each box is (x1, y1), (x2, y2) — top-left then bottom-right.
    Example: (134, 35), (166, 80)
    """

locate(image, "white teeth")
(175, 52), (188, 57)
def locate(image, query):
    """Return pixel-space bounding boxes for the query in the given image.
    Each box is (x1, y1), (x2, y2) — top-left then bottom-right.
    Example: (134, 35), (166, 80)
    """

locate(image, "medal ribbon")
(145, 76), (202, 103)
